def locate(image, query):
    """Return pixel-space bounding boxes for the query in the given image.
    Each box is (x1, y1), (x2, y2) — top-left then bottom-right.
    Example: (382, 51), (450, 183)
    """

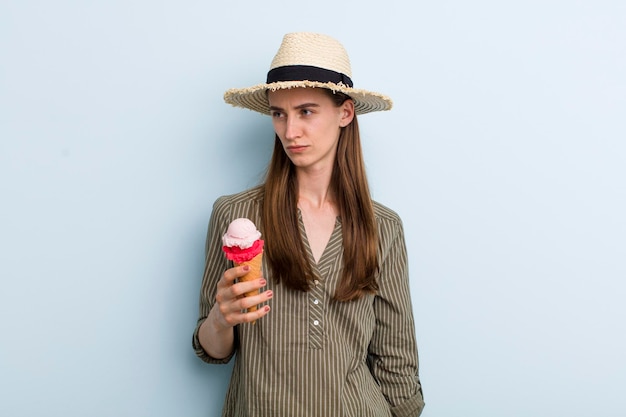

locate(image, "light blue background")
(1, 1), (625, 416)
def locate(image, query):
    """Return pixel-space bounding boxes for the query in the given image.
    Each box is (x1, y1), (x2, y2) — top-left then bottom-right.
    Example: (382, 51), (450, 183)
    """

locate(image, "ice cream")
(222, 218), (264, 319)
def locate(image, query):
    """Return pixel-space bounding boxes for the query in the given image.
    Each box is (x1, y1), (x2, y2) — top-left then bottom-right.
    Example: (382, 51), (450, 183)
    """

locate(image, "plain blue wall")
(1, 1), (625, 416)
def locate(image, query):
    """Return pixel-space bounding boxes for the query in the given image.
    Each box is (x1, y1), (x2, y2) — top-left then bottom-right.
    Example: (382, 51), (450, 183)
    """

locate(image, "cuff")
(192, 317), (235, 364)
(390, 394), (425, 417)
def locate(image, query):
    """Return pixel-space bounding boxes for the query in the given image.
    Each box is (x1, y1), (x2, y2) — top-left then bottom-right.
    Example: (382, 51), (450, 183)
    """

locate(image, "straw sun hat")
(223, 32), (393, 115)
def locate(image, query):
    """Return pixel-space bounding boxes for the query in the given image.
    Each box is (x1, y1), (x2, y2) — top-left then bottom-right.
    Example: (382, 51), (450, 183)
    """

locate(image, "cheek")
(321, 120), (341, 138)
(274, 132), (288, 149)
(271, 121), (284, 139)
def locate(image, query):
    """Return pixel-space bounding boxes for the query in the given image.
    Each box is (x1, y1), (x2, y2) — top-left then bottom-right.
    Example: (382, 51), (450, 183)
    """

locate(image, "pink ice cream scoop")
(222, 218), (264, 263)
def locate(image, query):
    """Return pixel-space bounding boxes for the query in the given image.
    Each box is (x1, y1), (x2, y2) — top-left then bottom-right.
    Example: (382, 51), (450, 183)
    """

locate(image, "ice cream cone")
(222, 218), (264, 324)
(235, 251), (263, 314)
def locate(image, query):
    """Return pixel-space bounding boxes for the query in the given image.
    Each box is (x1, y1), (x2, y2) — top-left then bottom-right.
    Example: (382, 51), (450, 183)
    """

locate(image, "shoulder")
(372, 200), (404, 232)
(372, 200), (407, 258)
(212, 185), (265, 223)
(213, 185), (264, 206)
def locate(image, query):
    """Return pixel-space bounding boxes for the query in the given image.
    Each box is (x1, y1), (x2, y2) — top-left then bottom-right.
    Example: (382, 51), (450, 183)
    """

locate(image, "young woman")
(193, 32), (425, 417)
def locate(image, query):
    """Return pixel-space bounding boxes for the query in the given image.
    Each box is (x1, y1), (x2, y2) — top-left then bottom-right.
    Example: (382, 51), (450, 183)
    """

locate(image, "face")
(268, 88), (354, 173)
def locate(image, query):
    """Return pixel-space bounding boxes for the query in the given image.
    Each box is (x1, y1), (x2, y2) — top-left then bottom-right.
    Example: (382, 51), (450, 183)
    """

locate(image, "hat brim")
(223, 81), (392, 115)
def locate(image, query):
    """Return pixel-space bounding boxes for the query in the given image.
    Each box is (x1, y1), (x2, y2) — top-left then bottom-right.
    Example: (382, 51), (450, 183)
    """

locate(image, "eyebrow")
(269, 102), (321, 111)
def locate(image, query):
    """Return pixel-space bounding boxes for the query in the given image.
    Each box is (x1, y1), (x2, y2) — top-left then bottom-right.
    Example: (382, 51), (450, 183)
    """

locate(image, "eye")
(300, 108), (313, 116)
(271, 111), (284, 118)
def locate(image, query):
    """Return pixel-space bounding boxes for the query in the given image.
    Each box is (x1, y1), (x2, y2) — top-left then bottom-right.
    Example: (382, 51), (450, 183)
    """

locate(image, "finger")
(219, 265), (251, 289)
(216, 282), (268, 313)
(231, 278), (267, 298)
(238, 289), (273, 311)
(241, 304), (271, 324)
(225, 264), (251, 282)
(219, 289), (272, 326)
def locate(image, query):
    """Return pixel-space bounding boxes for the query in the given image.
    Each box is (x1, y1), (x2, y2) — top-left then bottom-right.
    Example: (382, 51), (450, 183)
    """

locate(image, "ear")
(339, 99), (355, 127)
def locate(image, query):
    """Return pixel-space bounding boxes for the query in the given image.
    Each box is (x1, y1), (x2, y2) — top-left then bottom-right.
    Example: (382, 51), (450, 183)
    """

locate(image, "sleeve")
(192, 196), (238, 364)
(368, 219), (425, 416)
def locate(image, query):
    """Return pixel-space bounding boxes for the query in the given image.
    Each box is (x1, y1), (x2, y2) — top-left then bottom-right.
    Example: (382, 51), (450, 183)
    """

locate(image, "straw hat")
(223, 32), (393, 115)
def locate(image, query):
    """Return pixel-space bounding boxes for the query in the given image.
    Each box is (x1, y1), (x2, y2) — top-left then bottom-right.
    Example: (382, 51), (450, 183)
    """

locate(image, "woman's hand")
(198, 265), (272, 359)
(214, 264), (273, 328)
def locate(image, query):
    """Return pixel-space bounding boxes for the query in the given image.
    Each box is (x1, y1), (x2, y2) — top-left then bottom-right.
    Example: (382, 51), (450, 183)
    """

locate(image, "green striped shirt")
(193, 186), (424, 416)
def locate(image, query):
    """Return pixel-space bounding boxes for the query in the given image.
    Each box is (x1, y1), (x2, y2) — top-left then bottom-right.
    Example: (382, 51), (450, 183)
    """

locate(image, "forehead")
(267, 87), (331, 106)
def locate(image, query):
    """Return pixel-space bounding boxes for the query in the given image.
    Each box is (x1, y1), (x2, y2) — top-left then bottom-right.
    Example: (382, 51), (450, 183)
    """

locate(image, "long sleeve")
(192, 195), (237, 364)
(368, 218), (425, 416)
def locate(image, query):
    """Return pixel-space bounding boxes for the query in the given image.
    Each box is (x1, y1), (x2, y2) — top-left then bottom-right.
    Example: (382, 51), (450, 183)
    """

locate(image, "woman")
(193, 32), (425, 417)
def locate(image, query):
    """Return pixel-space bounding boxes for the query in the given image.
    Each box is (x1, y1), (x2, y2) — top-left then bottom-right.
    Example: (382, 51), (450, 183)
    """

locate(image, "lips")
(287, 145), (308, 153)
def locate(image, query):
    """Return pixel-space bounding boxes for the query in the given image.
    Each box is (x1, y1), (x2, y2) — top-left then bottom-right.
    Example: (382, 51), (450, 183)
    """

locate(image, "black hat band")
(266, 65), (354, 88)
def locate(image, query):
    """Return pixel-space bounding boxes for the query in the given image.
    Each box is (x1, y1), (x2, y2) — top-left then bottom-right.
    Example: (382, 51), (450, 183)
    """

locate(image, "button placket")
(308, 277), (325, 349)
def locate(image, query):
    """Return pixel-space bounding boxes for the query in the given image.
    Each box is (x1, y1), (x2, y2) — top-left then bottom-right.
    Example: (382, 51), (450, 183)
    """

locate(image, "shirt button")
(313, 320), (319, 326)
(313, 280), (319, 286)
(313, 299), (319, 305)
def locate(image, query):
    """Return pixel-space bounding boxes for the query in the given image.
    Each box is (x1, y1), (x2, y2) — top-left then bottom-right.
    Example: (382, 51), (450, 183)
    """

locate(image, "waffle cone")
(235, 251), (263, 313)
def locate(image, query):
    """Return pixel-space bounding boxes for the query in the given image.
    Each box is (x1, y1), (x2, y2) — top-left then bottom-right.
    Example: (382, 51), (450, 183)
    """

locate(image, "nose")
(284, 116), (301, 141)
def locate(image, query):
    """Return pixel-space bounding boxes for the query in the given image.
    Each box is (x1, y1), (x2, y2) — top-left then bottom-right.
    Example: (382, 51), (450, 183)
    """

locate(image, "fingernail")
(259, 279), (266, 286)
(264, 306), (270, 312)
(266, 290), (273, 298)
(243, 265), (249, 271)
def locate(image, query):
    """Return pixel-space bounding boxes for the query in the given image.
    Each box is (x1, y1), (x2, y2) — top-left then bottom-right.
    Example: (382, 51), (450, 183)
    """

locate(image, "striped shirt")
(193, 186), (424, 417)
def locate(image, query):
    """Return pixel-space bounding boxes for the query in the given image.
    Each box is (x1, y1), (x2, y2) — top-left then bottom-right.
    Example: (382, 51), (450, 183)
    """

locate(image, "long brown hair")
(261, 90), (379, 301)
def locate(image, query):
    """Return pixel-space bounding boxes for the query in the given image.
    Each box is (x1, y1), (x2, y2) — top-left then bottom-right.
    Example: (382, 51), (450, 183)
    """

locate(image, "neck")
(296, 167), (335, 209)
